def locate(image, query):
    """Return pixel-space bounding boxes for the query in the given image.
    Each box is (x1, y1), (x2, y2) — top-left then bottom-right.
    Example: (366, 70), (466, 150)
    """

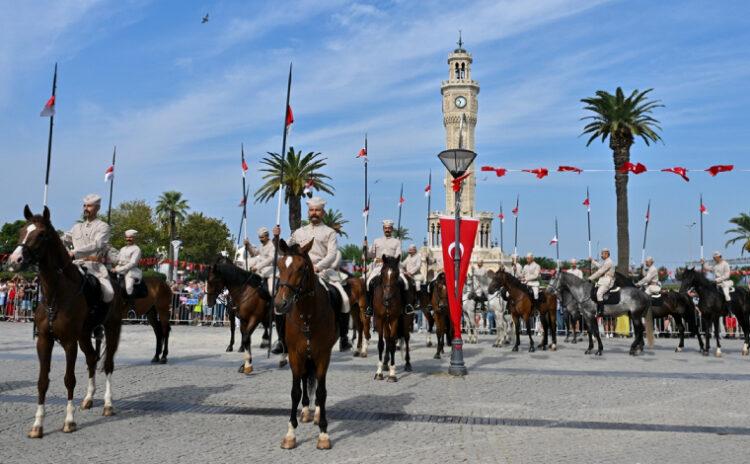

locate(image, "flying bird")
(201, 13), (209, 23)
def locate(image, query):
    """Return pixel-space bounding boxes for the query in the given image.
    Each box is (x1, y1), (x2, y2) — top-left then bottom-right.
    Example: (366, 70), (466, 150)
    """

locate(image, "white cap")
(306, 196), (326, 208)
(83, 193), (102, 205)
(511, 253), (518, 259)
(645, 256), (654, 263)
(408, 244), (417, 251)
(570, 258), (577, 265)
(382, 219), (395, 227)
(601, 248), (610, 253)
(257, 227), (269, 236)
(526, 252), (533, 258)
(713, 251), (722, 257)
(124, 229), (138, 238)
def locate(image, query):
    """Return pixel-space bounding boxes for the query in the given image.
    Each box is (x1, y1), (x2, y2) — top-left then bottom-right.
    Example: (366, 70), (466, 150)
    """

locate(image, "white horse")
(486, 291), (513, 347)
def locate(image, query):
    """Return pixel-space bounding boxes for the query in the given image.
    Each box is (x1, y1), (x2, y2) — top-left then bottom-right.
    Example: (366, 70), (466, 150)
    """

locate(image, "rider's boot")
(596, 301), (604, 317)
(338, 313), (352, 352)
(271, 314), (286, 354)
(364, 288), (374, 317)
(400, 285), (415, 315)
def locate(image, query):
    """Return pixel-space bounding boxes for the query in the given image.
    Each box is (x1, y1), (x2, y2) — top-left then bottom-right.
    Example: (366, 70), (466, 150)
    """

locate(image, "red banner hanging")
(439, 216), (479, 341)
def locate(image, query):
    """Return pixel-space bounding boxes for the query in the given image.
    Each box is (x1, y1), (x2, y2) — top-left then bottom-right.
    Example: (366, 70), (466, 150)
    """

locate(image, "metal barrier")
(0, 284), (39, 323)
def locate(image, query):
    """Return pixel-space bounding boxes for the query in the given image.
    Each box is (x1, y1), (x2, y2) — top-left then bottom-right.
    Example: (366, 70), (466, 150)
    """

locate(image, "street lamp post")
(171, 239), (183, 283)
(438, 148), (476, 377)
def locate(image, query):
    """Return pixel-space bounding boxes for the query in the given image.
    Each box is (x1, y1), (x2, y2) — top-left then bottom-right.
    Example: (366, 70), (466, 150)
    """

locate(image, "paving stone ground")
(1, 322), (749, 464)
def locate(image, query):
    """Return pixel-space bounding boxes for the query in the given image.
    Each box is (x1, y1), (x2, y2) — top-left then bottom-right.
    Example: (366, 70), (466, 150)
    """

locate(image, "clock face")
(455, 96), (467, 108)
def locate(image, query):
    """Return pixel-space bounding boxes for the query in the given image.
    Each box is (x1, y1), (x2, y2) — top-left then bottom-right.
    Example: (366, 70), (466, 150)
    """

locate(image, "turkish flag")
(439, 216), (479, 341)
(661, 166), (689, 182)
(522, 168), (549, 179)
(285, 105), (294, 133)
(40, 95), (55, 117)
(620, 162), (647, 174)
(558, 165), (583, 174)
(705, 164), (733, 176)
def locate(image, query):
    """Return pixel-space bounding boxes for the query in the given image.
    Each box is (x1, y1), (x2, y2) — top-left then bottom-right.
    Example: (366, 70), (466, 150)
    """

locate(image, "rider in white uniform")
(589, 248), (615, 316)
(566, 259), (583, 279)
(505, 254), (523, 278)
(702, 251), (733, 310)
(401, 244), (424, 292)
(364, 220), (411, 315)
(636, 256), (661, 297)
(113, 229), (142, 300)
(521, 253), (541, 306)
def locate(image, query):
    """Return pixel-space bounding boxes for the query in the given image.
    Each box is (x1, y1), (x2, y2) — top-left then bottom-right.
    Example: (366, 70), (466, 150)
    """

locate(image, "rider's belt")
(81, 256), (102, 263)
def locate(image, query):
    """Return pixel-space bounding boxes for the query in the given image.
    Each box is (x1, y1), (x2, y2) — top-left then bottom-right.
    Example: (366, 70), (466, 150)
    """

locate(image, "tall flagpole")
(499, 202), (504, 253)
(241, 144), (249, 270)
(269, 63), (293, 359)
(699, 193), (704, 261)
(642, 200), (651, 266)
(513, 195), (519, 256)
(397, 183), (404, 236)
(106, 146), (116, 224)
(586, 187), (592, 274)
(555, 217), (560, 269)
(363, 135), (369, 284)
(43, 63), (58, 207)
(426, 170), (431, 246)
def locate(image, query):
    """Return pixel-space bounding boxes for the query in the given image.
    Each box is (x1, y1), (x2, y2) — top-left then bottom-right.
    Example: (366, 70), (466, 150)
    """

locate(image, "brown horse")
(275, 239), (337, 450)
(347, 276), (371, 358)
(428, 272), (452, 359)
(112, 277), (173, 364)
(8, 206), (123, 438)
(536, 289), (558, 351)
(488, 269), (538, 352)
(372, 255), (413, 381)
(207, 255), (276, 373)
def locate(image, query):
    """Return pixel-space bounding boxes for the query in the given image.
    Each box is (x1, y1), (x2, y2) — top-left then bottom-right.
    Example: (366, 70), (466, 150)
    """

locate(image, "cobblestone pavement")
(1, 322), (749, 463)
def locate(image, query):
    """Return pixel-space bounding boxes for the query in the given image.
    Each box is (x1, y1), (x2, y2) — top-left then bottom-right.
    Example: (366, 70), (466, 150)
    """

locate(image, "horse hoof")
(225, 346), (233, 352)
(81, 399), (93, 410)
(244, 365), (254, 374)
(361, 352), (368, 358)
(511, 346), (519, 352)
(353, 351), (360, 357)
(159, 358), (168, 364)
(584, 349), (591, 355)
(387, 375), (398, 383)
(374, 373), (384, 381)
(550, 344), (557, 352)
(742, 345), (749, 356)
(433, 353), (441, 360)
(237, 364), (246, 373)
(595, 350), (602, 356)
(62, 422), (76, 433)
(702, 350), (709, 357)
(541, 345), (547, 351)
(529, 346), (536, 353)
(279, 359), (288, 368)
(316, 434), (332, 450)
(404, 363), (412, 372)
(150, 356), (159, 364)
(715, 349), (722, 358)
(427, 341), (433, 348)
(281, 436), (297, 450)
(27, 426), (43, 439)
(675, 347), (683, 353)
(300, 408), (313, 423)
(103, 406), (115, 417)
(238, 346), (246, 353)
(260, 341), (270, 349)
(571, 339), (577, 344)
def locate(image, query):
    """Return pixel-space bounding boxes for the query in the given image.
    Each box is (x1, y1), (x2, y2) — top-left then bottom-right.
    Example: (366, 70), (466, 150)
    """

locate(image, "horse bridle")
(276, 256), (316, 304)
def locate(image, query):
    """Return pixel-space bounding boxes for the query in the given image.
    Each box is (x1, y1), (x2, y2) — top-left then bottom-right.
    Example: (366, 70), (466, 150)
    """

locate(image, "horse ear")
(300, 238), (314, 254)
(42, 206), (50, 222)
(278, 239), (289, 254)
(23, 205), (33, 221)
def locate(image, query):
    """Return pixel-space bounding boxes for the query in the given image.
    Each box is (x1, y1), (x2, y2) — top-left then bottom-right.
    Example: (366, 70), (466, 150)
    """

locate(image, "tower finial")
(457, 30), (464, 50)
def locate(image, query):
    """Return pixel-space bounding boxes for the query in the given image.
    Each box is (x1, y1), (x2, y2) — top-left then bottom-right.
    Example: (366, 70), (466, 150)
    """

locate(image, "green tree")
(0, 220), (25, 254)
(179, 213), (232, 264)
(724, 212), (750, 255)
(340, 243), (363, 263)
(155, 191), (189, 279)
(109, 200), (161, 257)
(302, 208), (348, 237)
(393, 226), (410, 241)
(254, 147), (334, 231)
(581, 87), (663, 273)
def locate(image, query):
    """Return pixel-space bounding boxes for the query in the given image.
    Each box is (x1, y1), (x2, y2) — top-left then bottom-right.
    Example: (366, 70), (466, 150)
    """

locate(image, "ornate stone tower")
(424, 36), (503, 273)
(441, 36), (479, 216)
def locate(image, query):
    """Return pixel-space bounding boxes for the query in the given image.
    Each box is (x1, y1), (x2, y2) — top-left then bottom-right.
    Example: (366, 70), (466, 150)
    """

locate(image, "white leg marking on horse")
(244, 351), (252, 369)
(376, 361), (383, 375)
(743, 343), (749, 355)
(314, 406), (320, 422)
(389, 364), (397, 377)
(715, 347), (722, 357)
(104, 374), (113, 407)
(286, 421), (295, 438)
(319, 432), (329, 440)
(83, 377), (96, 404)
(64, 400), (75, 425)
(32, 405), (45, 429)
(301, 406), (309, 418)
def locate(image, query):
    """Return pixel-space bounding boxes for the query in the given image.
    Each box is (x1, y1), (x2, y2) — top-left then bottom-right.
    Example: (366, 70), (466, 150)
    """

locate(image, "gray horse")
(550, 272), (654, 356)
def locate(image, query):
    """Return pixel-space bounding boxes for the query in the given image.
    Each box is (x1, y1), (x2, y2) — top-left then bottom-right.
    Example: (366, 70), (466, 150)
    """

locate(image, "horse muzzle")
(274, 298), (293, 315)
(6, 245), (29, 272)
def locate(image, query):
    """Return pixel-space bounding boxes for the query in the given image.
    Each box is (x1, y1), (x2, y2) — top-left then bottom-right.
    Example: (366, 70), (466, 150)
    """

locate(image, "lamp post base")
(448, 337), (468, 376)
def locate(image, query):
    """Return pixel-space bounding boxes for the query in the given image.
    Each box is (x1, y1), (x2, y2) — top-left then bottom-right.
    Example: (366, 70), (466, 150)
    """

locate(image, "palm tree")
(155, 191), (189, 279)
(581, 88), (663, 273)
(393, 226), (410, 241)
(254, 147), (334, 231)
(725, 213), (750, 255)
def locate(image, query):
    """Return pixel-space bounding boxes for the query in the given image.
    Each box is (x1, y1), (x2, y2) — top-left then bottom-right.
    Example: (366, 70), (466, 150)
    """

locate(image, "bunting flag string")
(475, 163), (739, 180)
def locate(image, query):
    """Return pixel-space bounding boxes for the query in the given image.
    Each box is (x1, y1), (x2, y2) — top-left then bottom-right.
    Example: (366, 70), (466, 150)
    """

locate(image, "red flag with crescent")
(439, 216), (479, 341)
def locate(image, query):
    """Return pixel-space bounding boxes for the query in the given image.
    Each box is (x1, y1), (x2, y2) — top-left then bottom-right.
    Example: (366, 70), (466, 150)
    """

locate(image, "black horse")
(678, 268), (750, 357)
(650, 290), (701, 353)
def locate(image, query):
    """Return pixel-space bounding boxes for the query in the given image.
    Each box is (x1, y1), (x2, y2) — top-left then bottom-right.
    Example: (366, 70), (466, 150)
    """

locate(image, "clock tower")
(424, 35), (502, 272)
(441, 35), (479, 216)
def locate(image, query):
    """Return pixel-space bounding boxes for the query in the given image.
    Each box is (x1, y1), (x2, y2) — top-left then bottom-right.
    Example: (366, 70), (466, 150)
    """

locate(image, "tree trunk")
(288, 194), (302, 231)
(611, 135), (633, 274)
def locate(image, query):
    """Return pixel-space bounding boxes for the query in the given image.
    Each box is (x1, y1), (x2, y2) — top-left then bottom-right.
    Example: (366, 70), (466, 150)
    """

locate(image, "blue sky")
(1, 0), (749, 267)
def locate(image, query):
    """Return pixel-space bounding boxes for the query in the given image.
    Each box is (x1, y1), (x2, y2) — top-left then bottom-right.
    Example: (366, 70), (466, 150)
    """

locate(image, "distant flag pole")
(699, 193), (706, 260)
(641, 200), (651, 266)
(397, 183), (404, 243)
(41, 63), (58, 207)
(512, 195), (519, 256)
(499, 202), (504, 253)
(106, 146), (116, 224)
(363, 134), (369, 282)
(241, 144), (250, 270)
(585, 187), (592, 274)
(554, 217), (560, 269)
(425, 169), (431, 246)
(270, 63), (293, 359)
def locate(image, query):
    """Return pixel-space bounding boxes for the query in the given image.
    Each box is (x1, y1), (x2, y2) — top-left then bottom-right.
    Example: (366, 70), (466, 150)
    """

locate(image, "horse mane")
(213, 256), (264, 289)
(682, 268), (713, 288)
(615, 271), (636, 288)
(31, 214), (70, 265)
(500, 270), (524, 289)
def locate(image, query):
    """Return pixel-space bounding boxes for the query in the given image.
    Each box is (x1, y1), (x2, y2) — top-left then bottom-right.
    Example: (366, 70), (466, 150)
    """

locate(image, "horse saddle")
(115, 275), (148, 299)
(650, 294), (663, 307)
(591, 286), (621, 305)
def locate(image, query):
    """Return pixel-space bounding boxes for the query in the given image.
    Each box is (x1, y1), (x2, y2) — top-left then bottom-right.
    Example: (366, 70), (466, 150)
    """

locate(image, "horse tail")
(645, 303), (655, 349)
